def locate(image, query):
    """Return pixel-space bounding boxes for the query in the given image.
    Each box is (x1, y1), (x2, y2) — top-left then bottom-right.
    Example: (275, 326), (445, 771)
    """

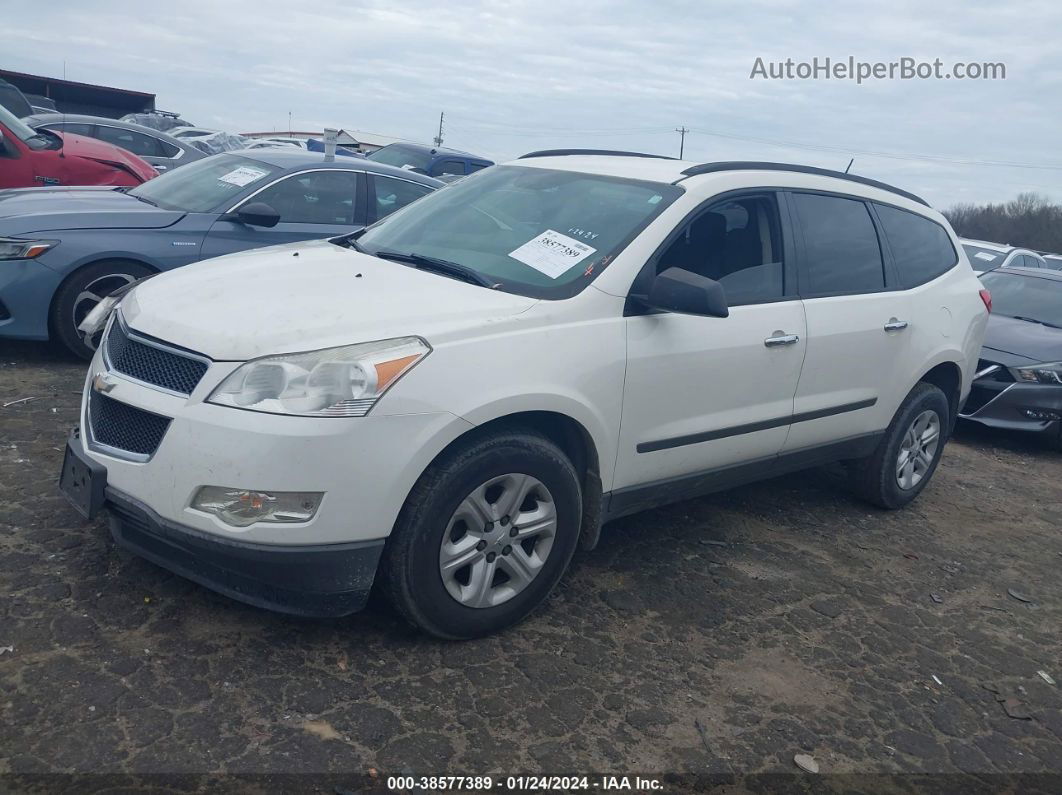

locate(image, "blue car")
(365, 143), (493, 179)
(0, 149), (442, 357)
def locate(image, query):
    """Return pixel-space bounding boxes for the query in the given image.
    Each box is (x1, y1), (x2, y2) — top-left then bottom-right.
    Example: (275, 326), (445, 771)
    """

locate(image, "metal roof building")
(0, 69), (155, 118)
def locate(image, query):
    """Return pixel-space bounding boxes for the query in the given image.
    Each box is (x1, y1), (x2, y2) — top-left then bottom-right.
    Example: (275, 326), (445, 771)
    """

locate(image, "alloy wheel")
(896, 409), (941, 490)
(72, 272), (138, 350)
(438, 473), (557, 608)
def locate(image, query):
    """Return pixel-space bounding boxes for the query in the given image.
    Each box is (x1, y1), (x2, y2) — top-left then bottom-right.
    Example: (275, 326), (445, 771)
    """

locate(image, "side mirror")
(234, 201), (280, 228)
(646, 267), (729, 318)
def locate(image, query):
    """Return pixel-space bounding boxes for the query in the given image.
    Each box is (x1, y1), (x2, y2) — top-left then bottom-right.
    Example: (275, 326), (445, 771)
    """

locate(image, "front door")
(200, 169), (364, 260)
(613, 192), (806, 499)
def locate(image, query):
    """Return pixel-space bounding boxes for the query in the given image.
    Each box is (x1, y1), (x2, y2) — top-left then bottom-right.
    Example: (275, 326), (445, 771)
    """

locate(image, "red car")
(0, 104), (156, 188)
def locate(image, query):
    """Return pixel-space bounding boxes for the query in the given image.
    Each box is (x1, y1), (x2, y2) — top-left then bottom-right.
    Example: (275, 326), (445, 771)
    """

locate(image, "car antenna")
(844, 157), (854, 174)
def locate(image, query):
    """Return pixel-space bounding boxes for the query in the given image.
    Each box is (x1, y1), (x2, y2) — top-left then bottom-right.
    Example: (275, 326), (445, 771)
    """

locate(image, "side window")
(467, 162), (488, 173)
(373, 175), (433, 220)
(96, 126), (162, 158)
(251, 170), (358, 224)
(657, 194), (785, 305)
(792, 192), (885, 295)
(154, 137), (180, 158)
(875, 203), (958, 289)
(432, 160), (466, 177)
(48, 122), (95, 137)
(1023, 255), (1041, 269)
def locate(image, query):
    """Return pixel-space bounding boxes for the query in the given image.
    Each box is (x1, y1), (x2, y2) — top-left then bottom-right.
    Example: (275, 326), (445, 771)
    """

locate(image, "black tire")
(51, 261), (152, 359)
(849, 382), (951, 509)
(381, 429), (582, 639)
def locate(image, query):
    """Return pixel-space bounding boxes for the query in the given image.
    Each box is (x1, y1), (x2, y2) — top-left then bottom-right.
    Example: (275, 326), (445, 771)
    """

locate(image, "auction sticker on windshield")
(218, 166), (269, 187)
(509, 230), (597, 279)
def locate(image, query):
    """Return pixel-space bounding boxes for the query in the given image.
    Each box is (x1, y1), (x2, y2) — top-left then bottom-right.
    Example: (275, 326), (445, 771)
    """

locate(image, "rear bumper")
(106, 487), (385, 617)
(959, 379), (1062, 437)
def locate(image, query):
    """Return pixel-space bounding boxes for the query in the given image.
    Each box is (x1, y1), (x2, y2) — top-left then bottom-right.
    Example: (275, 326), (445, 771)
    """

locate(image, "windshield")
(366, 144), (432, 172)
(963, 243), (1007, 272)
(980, 270), (1062, 327)
(0, 103), (52, 150)
(128, 154), (282, 212)
(356, 165), (681, 298)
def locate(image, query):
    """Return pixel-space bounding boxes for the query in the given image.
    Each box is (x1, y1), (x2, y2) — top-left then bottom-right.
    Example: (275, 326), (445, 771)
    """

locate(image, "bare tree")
(943, 193), (1062, 254)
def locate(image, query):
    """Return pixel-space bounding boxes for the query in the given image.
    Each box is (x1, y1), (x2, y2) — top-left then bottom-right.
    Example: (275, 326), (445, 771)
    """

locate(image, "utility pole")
(675, 126), (689, 159)
(433, 112), (445, 147)
(288, 111), (292, 136)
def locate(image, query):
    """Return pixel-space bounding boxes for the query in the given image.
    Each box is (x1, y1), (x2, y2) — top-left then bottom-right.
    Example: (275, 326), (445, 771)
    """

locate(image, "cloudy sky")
(6, 0), (1060, 207)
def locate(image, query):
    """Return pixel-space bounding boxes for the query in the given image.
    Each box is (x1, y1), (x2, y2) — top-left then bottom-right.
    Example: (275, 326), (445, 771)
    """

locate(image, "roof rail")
(519, 149), (676, 161)
(678, 161), (928, 206)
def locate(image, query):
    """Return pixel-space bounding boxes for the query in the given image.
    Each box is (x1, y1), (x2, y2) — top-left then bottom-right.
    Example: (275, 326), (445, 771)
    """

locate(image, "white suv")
(60, 151), (990, 638)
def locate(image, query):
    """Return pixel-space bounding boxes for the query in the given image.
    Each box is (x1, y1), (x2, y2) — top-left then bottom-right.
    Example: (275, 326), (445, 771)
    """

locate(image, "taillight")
(979, 289), (992, 313)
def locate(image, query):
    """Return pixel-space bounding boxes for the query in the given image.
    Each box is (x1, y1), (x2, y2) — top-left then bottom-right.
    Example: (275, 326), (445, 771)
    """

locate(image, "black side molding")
(676, 161), (929, 207)
(637, 398), (877, 454)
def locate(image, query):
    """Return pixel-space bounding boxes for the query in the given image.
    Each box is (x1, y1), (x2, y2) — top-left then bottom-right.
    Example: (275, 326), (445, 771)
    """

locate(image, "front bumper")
(62, 434), (384, 616)
(0, 258), (63, 340)
(959, 377), (1062, 437)
(107, 487), (384, 617)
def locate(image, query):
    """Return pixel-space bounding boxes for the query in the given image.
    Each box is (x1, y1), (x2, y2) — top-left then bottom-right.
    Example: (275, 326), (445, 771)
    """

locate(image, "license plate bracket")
(59, 430), (107, 519)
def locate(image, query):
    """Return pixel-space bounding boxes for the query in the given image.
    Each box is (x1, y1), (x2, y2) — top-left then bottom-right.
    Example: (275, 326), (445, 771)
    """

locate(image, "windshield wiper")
(129, 193), (158, 207)
(1011, 315), (1062, 329)
(372, 250), (495, 287)
(331, 231), (365, 252)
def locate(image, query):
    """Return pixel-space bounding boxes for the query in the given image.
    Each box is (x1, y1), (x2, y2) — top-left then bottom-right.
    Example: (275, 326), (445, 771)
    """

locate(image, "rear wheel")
(382, 429), (582, 639)
(850, 382), (950, 509)
(51, 261), (151, 359)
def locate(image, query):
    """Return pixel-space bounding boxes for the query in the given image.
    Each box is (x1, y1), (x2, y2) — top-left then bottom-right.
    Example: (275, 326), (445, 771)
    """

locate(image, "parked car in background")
(961, 238), (1048, 272)
(0, 78), (34, 119)
(169, 127), (222, 141)
(25, 114), (207, 173)
(24, 94), (56, 115)
(0, 149), (442, 356)
(58, 153), (987, 638)
(255, 136), (308, 149)
(366, 142), (493, 178)
(0, 104), (156, 190)
(121, 112), (195, 133)
(1043, 254), (1062, 271)
(960, 267), (1062, 449)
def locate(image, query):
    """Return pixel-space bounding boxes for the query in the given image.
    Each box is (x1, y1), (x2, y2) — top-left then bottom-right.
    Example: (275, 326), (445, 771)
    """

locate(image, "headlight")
(1010, 362), (1062, 385)
(207, 336), (430, 417)
(0, 237), (58, 260)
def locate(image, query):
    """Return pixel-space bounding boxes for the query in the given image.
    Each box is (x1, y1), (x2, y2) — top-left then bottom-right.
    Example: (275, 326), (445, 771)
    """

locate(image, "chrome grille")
(89, 392), (171, 459)
(105, 320), (209, 396)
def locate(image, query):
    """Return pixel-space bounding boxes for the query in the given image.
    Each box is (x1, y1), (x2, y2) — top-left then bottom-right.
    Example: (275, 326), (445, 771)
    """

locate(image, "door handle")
(764, 333), (800, 347)
(884, 319), (909, 332)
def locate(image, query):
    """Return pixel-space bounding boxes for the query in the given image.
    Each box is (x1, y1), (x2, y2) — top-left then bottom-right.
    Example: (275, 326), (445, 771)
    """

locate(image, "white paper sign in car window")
(974, 252), (998, 262)
(218, 166), (269, 187)
(508, 230), (597, 279)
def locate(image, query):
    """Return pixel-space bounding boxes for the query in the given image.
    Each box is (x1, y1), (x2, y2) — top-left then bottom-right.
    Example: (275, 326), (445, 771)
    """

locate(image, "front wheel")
(381, 429), (582, 639)
(850, 382), (950, 509)
(51, 261), (152, 359)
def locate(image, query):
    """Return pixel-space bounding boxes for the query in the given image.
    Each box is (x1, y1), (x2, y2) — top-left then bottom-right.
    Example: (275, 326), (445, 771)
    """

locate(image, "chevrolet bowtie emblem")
(92, 373), (117, 394)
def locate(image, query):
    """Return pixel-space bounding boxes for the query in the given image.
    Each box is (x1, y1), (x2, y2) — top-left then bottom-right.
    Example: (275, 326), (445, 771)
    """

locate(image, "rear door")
(781, 191), (906, 454)
(612, 191), (806, 500)
(200, 169), (365, 259)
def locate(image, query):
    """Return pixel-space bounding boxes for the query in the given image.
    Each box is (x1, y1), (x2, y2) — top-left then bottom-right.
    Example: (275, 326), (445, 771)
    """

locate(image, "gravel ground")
(1, 339), (1060, 790)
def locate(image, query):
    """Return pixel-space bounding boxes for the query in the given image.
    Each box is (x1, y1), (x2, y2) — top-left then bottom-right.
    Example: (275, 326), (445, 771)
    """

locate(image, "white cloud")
(5, 0), (1060, 205)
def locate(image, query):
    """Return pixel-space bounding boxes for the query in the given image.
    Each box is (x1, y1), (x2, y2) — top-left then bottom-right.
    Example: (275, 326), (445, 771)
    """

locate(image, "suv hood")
(0, 186), (184, 233)
(122, 239), (538, 360)
(981, 314), (1062, 364)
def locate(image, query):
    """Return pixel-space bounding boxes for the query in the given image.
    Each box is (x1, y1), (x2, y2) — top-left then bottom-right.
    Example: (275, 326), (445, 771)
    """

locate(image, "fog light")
(1022, 409), (1062, 421)
(191, 486), (323, 527)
